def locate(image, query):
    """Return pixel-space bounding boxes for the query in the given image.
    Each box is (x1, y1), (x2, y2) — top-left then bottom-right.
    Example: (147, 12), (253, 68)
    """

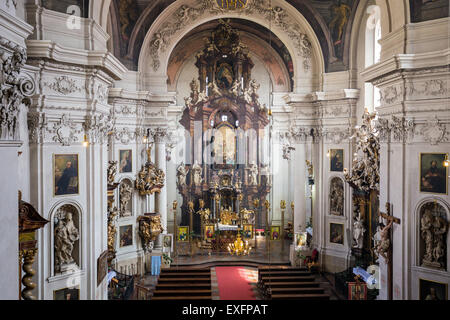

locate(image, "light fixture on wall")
(326, 150), (330, 158)
(444, 155), (449, 167)
(83, 134), (89, 147)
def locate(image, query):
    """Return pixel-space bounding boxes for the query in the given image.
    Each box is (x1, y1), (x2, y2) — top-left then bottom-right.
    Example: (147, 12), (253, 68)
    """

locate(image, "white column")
(293, 143), (307, 233)
(154, 129), (168, 250)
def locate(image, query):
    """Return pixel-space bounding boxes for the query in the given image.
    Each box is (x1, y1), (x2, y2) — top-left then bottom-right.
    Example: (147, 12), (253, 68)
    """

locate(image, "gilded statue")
(220, 207), (237, 225)
(107, 161), (117, 185)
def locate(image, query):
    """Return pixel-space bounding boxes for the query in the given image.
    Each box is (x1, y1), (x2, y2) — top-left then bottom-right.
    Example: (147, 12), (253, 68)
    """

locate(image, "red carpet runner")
(215, 267), (256, 300)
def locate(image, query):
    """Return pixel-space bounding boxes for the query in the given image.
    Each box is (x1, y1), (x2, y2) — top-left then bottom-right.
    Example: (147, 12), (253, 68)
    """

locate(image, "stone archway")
(137, 0), (324, 93)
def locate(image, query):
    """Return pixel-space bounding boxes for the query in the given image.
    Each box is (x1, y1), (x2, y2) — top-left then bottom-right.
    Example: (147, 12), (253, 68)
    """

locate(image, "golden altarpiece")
(177, 20), (271, 251)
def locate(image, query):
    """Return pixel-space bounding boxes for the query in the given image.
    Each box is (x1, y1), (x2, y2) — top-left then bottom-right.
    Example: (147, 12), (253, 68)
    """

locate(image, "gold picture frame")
(270, 226), (280, 241)
(243, 224), (253, 239)
(97, 250), (108, 286)
(119, 225), (133, 247)
(330, 149), (344, 172)
(177, 226), (189, 242)
(53, 154), (79, 196)
(330, 223), (344, 245)
(419, 278), (448, 300)
(119, 149), (132, 173)
(204, 224), (215, 240)
(419, 153), (448, 195)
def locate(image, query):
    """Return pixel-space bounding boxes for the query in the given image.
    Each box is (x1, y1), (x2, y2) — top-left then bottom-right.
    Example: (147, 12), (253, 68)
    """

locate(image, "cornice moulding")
(361, 49), (450, 83)
(25, 40), (127, 80)
(0, 8), (34, 42)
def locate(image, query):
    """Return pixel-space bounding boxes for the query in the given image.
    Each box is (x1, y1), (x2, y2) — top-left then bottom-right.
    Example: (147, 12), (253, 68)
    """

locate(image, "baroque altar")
(176, 20), (272, 237)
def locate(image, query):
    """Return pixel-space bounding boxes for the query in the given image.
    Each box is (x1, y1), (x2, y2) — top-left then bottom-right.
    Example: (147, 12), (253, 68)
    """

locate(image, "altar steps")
(260, 275), (316, 282)
(258, 266), (330, 300)
(158, 272), (211, 278)
(151, 268), (212, 300)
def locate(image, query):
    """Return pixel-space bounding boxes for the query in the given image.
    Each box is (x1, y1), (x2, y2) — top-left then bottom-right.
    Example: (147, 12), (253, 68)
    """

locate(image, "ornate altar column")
(154, 128), (168, 248)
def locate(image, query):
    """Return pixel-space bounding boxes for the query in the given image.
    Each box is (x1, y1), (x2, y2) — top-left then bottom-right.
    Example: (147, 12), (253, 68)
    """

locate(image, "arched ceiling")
(167, 19), (292, 92)
(108, 0), (360, 73)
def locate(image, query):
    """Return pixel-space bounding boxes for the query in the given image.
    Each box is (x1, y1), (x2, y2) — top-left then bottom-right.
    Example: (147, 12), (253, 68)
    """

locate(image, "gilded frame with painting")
(178, 226), (189, 242)
(420, 153), (448, 195)
(54, 154), (79, 196)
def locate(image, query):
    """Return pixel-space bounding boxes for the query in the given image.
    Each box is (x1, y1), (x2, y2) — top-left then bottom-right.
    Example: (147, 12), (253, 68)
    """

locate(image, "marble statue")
(353, 215), (366, 249)
(249, 162), (258, 186)
(192, 161), (203, 186)
(119, 182), (132, 217)
(421, 208), (434, 263)
(54, 209), (79, 271)
(177, 162), (188, 186)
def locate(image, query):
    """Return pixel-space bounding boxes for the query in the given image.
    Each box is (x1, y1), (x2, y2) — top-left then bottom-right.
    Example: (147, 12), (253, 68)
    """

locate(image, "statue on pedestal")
(192, 161), (203, 186)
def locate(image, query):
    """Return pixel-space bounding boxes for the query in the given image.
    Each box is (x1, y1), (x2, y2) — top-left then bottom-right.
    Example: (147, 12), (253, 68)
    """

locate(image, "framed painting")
(243, 224), (253, 239)
(178, 226), (189, 242)
(420, 153), (448, 194)
(53, 287), (80, 300)
(295, 232), (307, 249)
(119, 225), (133, 247)
(348, 282), (367, 300)
(330, 223), (344, 245)
(419, 278), (448, 300)
(119, 149), (132, 173)
(54, 154), (79, 196)
(97, 250), (108, 286)
(162, 234), (173, 252)
(270, 226), (280, 241)
(204, 225), (215, 240)
(330, 149), (344, 172)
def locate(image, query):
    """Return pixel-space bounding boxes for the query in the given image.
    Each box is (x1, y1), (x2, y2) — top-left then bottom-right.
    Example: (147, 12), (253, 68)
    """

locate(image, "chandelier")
(227, 233), (252, 256)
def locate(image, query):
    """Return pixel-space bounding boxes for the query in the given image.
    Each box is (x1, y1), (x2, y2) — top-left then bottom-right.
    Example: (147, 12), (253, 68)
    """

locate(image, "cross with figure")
(376, 202), (401, 300)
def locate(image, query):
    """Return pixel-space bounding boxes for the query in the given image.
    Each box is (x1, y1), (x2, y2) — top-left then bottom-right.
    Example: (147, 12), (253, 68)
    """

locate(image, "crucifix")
(377, 202), (401, 300)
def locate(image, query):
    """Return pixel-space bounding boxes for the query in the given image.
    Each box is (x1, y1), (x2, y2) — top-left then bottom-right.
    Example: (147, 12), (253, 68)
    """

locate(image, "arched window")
(365, 5), (381, 112)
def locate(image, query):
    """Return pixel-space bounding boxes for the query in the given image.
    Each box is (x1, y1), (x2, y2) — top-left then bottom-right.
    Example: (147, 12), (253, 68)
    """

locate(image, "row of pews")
(257, 266), (330, 300)
(151, 267), (212, 300)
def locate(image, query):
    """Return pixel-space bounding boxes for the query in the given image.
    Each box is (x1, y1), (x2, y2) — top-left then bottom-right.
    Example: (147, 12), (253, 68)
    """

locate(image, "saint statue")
(54, 209), (79, 271)
(177, 162), (188, 186)
(249, 162), (258, 186)
(192, 161), (203, 186)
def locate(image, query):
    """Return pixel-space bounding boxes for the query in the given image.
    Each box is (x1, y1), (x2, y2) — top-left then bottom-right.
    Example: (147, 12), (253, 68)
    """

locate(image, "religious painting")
(330, 177), (344, 216)
(295, 232), (307, 249)
(42, 0), (89, 18)
(54, 154), (79, 196)
(216, 62), (234, 89)
(204, 225), (215, 240)
(213, 124), (236, 165)
(419, 279), (448, 300)
(53, 287), (80, 300)
(330, 149), (344, 172)
(243, 224), (253, 239)
(119, 225), (133, 247)
(348, 282), (367, 300)
(97, 250), (108, 286)
(330, 223), (344, 245)
(178, 226), (189, 242)
(420, 153), (448, 194)
(162, 234), (173, 252)
(270, 226), (280, 241)
(119, 149), (132, 173)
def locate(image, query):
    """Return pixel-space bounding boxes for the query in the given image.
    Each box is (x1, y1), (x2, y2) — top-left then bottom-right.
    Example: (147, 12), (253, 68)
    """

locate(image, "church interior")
(1, 0), (449, 303)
